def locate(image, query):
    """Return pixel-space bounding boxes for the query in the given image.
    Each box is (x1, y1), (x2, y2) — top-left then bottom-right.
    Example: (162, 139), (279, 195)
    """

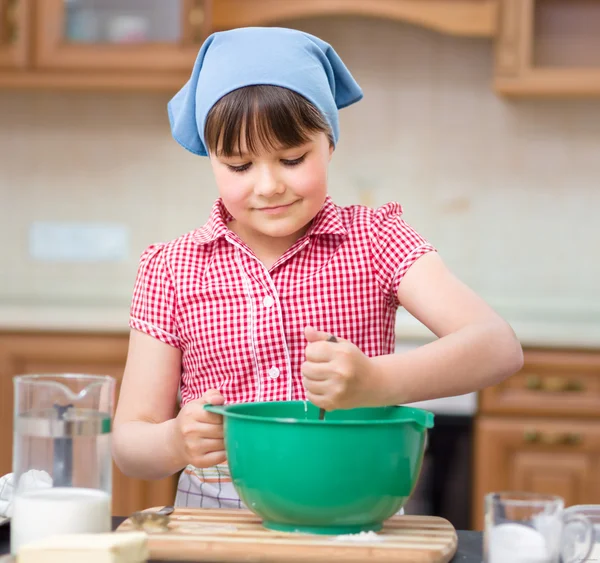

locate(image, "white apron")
(175, 463), (404, 515)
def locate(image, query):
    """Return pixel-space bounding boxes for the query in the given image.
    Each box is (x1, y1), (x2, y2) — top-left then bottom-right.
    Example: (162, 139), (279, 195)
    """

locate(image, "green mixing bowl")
(204, 401), (434, 534)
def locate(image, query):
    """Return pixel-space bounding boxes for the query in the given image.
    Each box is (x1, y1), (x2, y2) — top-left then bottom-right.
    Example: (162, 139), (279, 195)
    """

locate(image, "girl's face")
(209, 131), (334, 254)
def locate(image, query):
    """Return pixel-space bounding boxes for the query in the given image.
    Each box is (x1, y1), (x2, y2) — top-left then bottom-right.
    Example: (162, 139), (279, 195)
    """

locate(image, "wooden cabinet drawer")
(480, 349), (600, 417)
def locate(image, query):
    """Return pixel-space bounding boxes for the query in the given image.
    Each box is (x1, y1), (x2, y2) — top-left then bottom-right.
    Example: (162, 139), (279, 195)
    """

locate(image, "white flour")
(487, 523), (553, 563)
(332, 531), (385, 542)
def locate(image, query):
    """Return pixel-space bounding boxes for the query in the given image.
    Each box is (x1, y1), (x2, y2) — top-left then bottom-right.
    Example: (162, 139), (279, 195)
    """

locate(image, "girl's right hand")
(173, 389), (226, 468)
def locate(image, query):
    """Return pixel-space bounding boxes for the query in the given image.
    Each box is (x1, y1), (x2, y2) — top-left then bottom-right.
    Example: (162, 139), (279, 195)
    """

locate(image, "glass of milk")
(484, 492), (595, 563)
(11, 374), (116, 555)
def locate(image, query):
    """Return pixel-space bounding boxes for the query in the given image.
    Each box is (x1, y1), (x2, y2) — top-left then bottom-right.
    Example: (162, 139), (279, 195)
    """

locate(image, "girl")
(112, 27), (523, 509)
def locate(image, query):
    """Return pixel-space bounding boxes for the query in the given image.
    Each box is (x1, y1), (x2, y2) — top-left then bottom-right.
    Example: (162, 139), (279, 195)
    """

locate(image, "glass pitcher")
(11, 374), (116, 555)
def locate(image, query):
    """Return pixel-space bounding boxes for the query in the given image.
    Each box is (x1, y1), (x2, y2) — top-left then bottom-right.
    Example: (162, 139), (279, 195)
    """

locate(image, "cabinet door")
(34, 0), (210, 73)
(473, 416), (600, 530)
(0, 0), (30, 68)
(495, 0), (600, 95)
(0, 332), (177, 517)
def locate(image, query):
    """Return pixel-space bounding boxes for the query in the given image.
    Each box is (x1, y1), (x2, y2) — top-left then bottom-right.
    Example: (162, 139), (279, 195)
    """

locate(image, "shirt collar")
(305, 195), (348, 237)
(193, 196), (347, 247)
(192, 199), (233, 246)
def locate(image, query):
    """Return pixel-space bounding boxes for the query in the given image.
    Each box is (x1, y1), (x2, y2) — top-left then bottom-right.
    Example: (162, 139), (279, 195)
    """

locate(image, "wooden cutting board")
(117, 507), (458, 563)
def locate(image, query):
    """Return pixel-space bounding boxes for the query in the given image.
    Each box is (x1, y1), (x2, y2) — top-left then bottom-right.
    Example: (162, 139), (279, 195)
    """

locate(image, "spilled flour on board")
(331, 531), (386, 542)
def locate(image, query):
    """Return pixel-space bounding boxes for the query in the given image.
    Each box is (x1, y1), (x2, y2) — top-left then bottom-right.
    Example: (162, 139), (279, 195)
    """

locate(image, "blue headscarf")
(167, 27), (363, 156)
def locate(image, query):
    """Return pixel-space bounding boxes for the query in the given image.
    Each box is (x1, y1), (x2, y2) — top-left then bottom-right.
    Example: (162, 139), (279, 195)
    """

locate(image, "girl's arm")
(371, 251), (524, 404)
(112, 330), (186, 480)
(113, 330), (227, 480)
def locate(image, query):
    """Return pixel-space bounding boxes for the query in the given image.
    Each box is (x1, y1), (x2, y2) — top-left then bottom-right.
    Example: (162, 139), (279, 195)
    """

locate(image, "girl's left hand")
(301, 326), (379, 411)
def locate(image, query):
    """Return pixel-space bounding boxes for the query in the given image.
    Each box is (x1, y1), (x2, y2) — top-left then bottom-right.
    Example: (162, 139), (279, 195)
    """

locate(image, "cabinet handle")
(525, 374), (584, 392)
(5, 0), (19, 43)
(523, 429), (582, 446)
(188, 1), (205, 43)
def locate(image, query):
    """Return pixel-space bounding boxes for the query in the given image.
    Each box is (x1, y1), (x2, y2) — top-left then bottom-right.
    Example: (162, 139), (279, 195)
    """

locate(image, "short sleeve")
(129, 244), (180, 348)
(370, 203), (436, 307)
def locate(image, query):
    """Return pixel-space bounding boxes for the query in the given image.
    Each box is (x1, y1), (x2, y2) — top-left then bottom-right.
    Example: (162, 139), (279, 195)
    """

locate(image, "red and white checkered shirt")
(129, 196), (435, 407)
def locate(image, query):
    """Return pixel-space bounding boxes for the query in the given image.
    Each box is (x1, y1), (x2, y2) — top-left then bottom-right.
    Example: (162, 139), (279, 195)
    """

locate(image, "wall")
(1, 16), (599, 327)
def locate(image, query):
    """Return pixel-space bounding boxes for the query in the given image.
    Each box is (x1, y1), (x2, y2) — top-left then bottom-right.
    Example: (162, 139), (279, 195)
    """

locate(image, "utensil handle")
(318, 335), (338, 420)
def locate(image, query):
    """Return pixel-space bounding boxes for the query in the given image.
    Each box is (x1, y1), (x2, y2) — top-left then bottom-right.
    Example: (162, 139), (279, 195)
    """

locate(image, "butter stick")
(17, 532), (148, 563)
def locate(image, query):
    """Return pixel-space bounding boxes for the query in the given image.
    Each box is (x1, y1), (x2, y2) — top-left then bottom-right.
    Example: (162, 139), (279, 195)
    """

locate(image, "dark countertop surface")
(0, 517), (483, 562)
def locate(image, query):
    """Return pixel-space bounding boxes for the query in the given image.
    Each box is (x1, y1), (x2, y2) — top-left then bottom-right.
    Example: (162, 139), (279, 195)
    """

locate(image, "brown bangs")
(204, 85), (333, 157)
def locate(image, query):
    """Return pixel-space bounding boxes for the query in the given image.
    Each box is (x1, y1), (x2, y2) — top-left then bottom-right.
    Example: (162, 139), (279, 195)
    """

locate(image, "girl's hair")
(204, 85), (334, 157)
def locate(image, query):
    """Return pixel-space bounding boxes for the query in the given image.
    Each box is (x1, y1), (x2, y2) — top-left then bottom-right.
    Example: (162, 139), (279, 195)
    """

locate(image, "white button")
(263, 295), (275, 308)
(268, 367), (280, 379)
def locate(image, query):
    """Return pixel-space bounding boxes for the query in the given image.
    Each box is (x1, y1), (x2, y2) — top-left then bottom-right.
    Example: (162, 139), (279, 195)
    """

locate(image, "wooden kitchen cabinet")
(474, 416), (600, 527)
(35, 0), (208, 72)
(212, 0), (498, 38)
(480, 349), (600, 418)
(495, 0), (600, 96)
(0, 0), (211, 89)
(0, 0), (30, 68)
(473, 348), (600, 530)
(0, 331), (178, 517)
(2, 0), (600, 96)
(0, 0), (499, 90)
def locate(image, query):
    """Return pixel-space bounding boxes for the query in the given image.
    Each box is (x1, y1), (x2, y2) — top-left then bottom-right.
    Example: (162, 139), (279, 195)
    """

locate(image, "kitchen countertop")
(1, 303), (599, 349)
(0, 517), (484, 562)
(394, 308), (600, 349)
